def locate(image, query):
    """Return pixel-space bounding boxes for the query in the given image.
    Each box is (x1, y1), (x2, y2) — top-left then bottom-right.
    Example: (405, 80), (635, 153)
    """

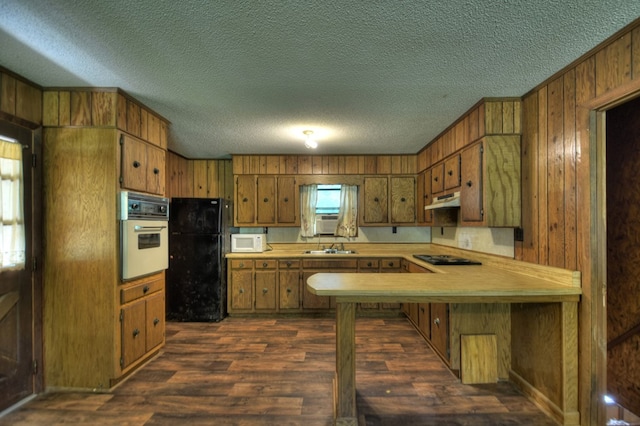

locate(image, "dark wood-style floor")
(1, 317), (557, 425)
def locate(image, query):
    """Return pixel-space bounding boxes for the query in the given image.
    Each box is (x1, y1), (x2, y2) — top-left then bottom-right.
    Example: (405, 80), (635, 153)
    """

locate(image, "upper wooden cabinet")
(234, 175), (299, 227)
(431, 163), (444, 194)
(361, 177), (388, 225)
(390, 176), (415, 224)
(460, 135), (521, 227)
(120, 133), (165, 195)
(443, 154), (461, 191)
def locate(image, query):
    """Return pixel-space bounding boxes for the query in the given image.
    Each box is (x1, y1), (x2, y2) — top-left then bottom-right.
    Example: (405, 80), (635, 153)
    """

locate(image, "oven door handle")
(133, 225), (167, 232)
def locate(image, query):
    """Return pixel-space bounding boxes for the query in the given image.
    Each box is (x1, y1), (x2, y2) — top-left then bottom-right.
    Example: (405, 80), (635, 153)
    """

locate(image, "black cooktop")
(413, 254), (481, 265)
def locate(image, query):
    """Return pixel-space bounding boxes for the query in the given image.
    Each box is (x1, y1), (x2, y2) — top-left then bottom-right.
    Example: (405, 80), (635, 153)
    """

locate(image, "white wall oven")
(119, 191), (169, 280)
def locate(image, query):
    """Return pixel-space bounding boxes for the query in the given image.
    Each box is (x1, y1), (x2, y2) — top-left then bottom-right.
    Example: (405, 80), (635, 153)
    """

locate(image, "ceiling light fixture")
(303, 130), (317, 149)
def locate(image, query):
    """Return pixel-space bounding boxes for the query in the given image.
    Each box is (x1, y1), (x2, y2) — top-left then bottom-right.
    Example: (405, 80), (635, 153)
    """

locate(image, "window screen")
(316, 184), (341, 215)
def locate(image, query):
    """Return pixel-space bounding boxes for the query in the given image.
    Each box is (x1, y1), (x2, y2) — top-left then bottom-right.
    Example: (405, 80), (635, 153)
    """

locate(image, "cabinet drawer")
(230, 259), (254, 269)
(358, 259), (380, 270)
(255, 259), (277, 269)
(302, 259), (358, 269)
(279, 259), (300, 269)
(121, 278), (163, 304)
(380, 258), (401, 270)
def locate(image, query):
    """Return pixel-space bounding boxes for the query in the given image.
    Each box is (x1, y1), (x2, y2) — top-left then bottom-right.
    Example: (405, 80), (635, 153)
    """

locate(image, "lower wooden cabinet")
(227, 256), (402, 315)
(120, 275), (165, 370)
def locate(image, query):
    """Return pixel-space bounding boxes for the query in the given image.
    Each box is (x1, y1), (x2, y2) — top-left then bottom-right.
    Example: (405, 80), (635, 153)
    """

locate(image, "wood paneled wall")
(0, 69), (42, 127)
(514, 21), (640, 425)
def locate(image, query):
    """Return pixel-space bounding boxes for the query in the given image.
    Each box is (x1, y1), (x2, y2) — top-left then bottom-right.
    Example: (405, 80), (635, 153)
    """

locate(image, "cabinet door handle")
(262, 262), (268, 268)
(433, 318), (440, 326)
(263, 197), (269, 202)
(242, 197), (248, 202)
(400, 197), (406, 202)
(153, 318), (160, 326)
(466, 180), (473, 187)
(388, 262), (394, 267)
(133, 160), (141, 168)
(153, 168), (159, 175)
(143, 285), (149, 293)
(286, 288), (292, 293)
(284, 197), (289, 202)
(133, 328), (140, 337)
(367, 262), (372, 267)
(434, 176), (438, 182)
(448, 170), (453, 176)
(286, 261), (292, 267)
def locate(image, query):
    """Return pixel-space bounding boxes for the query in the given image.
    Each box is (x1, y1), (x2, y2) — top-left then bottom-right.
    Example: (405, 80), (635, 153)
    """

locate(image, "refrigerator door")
(170, 198), (224, 234)
(167, 233), (226, 321)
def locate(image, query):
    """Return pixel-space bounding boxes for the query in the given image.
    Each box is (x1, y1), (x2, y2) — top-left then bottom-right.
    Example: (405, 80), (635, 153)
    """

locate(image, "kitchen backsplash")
(235, 226), (514, 257)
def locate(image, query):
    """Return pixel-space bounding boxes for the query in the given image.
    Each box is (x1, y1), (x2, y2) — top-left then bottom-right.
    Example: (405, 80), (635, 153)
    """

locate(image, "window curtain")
(300, 184), (317, 237)
(336, 185), (357, 237)
(0, 138), (25, 271)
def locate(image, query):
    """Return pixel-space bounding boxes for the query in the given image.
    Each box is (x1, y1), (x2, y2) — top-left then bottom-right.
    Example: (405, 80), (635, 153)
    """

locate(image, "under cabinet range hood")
(425, 191), (461, 210)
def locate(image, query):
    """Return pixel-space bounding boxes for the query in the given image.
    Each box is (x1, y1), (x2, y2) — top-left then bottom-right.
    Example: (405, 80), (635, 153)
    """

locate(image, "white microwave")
(231, 233), (267, 253)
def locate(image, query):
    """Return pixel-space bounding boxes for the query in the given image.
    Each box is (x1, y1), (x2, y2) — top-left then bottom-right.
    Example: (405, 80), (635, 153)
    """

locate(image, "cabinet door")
(430, 302), (449, 362)
(279, 270), (300, 310)
(145, 292), (165, 351)
(431, 163), (444, 194)
(444, 154), (460, 190)
(417, 169), (434, 225)
(460, 142), (483, 223)
(418, 303), (431, 339)
(257, 176), (276, 224)
(235, 175), (256, 225)
(146, 144), (165, 195)
(121, 134), (147, 192)
(255, 270), (277, 310)
(230, 269), (253, 310)
(121, 301), (146, 369)
(362, 177), (388, 224)
(277, 176), (297, 224)
(390, 176), (415, 223)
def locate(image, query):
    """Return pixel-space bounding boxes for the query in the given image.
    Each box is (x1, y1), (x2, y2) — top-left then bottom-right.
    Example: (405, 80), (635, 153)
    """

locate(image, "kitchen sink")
(303, 249), (357, 255)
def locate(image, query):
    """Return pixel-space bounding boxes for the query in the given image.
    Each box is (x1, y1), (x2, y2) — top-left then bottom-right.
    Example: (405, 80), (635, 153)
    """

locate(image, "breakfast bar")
(307, 263), (582, 426)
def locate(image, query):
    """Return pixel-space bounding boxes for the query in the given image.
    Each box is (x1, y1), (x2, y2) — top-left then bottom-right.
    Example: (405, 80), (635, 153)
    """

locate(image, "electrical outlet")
(514, 227), (524, 242)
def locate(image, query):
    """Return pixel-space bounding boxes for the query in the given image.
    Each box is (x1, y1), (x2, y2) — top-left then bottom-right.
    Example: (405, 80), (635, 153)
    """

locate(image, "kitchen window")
(0, 136), (25, 271)
(300, 184), (358, 238)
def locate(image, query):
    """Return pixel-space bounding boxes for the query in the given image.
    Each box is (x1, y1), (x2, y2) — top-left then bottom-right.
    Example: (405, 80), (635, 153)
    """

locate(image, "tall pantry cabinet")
(42, 89), (168, 389)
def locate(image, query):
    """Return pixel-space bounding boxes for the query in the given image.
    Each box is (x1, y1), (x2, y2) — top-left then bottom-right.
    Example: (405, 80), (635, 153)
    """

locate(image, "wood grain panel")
(537, 87), (549, 265)
(206, 160), (220, 197)
(485, 101), (503, 134)
(15, 80), (42, 124)
(377, 156), (391, 174)
(519, 93), (539, 264)
(363, 156), (377, 174)
(298, 155), (312, 174)
(92, 92), (117, 126)
(0, 73), (17, 116)
(192, 160), (208, 197)
(140, 109), (148, 140)
(595, 33), (632, 97)
(562, 70), (577, 271)
(126, 101), (141, 136)
(116, 94), (127, 131)
(546, 76), (566, 268)
(58, 91), (71, 126)
(42, 91), (59, 126)
(265, 156), (280, 174)
(70, 92), (91, 126)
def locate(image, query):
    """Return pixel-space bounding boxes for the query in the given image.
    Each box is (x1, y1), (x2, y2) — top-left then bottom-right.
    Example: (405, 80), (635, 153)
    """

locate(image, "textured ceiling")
(1, 1), (639, 159)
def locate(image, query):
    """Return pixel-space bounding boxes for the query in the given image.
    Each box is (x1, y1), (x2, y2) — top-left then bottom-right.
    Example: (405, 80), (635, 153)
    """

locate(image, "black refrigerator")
(167, 198), (232, 322)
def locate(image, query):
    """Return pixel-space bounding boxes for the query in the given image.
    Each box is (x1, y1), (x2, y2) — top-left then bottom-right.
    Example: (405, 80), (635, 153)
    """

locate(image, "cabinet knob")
(153, 168), (159, 175)
(133, 161), (141, 168)
(262, 288), (268, 294)
(400, 197), (406, 202)
(153, 318), (160, 326)
(448, 170), (453, 176)
(262, 262), (268, 268)
(133, 328), (140, 337)
(433, 318), (440, 326)
(239, 288), (244, 294)
(420, 307), (425, 313)
(287, 288), (292, 293)
(284, 197), (289, 202)
(286, 261), (292, 267)
(239, 262), (244, 268)
(434, 176), (438, 182)
(466, 180), (473, 187)
(374, 197), (379, 202)
(242, 197), (248, 202)
(388, 262), (394, 267)
(143, 285), (149, 293)
(367, 262), (372, 267)
(263, 198), (269, 202)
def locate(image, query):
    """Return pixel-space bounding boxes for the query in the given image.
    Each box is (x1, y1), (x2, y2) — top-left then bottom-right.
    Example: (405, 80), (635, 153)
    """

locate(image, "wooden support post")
(335, 302), (357, 425)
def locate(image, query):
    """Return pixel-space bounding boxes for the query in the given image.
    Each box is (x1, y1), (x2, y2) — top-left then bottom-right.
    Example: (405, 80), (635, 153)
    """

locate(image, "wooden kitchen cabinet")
(254, 260), (277, 311)
(43, 93), (169, 390)
(257, 176), (276, 224)
(460, 135), (521, 227)
(361, 177), (388, 224)
(302, 259), (357, 311)
(390, 176), (415, 224)
(278, 260), (301, 310)
(235, 175), (257, 225)
(277, 176), (298, 225)
(430, 302), (450, 362)
(228, 259), (254, 312)
(417, 169), (434, 225)
(121, 133), (166, 195)
(233, 175), (299, 227)
(443, 154), (461, 191)
(431, 163), (444, 194)
(357, 258), (380, 310)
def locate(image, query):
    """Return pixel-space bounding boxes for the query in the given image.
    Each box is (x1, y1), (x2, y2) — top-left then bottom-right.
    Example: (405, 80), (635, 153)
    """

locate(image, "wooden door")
(256, 176), (276, 224)
(146, 144), (165, 195)
(235, 175), (256, 225)
(0, 122), (41, 411)
(362, 177), (388, 224)
(390, 176), (415, 223)
(430, 303), (449, 362)
(229, 269), (253, 311)
(460, 142), (483, 223)
(120, 134), (147, 192)
(277, 176), (297, 224)
(121, 301), (147, 369)
(145, 292), (165, 351)
(255, 270), (277, 311)
(279, 260), (300, 310)
(444, 154), (461, 190)
(431, 163), (444, 194)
